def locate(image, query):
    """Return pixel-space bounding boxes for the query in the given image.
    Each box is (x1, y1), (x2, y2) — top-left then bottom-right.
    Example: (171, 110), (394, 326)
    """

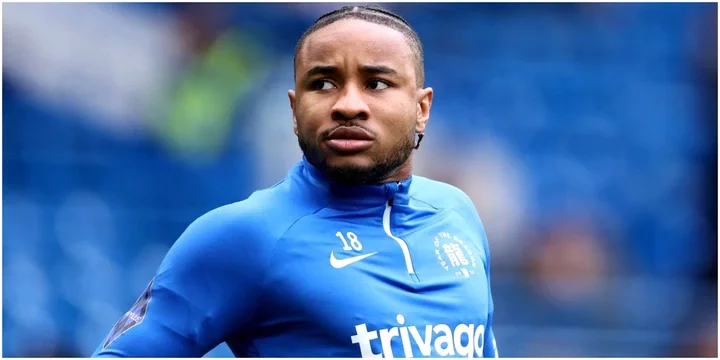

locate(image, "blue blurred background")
(2, 2), (717, 357)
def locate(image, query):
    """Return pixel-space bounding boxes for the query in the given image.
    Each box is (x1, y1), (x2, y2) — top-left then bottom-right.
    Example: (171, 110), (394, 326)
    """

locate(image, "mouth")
(325, 126), (375, 154)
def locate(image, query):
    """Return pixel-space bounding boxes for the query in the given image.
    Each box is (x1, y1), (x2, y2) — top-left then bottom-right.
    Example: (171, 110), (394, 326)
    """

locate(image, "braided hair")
(293, 4), (425, 87)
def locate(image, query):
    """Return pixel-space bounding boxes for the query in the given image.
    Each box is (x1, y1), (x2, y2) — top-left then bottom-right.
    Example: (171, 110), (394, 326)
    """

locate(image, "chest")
(256, 205), (491, 357)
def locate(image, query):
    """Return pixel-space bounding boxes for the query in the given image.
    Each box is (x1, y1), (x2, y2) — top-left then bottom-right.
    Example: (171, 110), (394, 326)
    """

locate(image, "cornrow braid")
(314, 4), (413, 28)
(293, 4), (425, 88)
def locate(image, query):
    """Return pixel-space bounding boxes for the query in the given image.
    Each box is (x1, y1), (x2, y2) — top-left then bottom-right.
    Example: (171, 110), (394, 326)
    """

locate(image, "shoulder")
(410, 176), (491, 258)
(410, 175), (481, 222)
(161, 178), (322, 271)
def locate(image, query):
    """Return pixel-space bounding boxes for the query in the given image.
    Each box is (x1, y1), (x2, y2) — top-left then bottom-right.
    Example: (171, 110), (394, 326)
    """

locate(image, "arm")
(482, 253), (499, 358)
(478, 211), (499, 358)
(483, 321), (499, 358)
(93, 204), (269, 357)
(456, 190), (499, 358)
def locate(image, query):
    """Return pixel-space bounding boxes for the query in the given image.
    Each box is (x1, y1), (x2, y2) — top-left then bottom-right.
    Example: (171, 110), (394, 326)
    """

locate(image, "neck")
(378, 155), (414, 184)
(299, 156), (414, 208)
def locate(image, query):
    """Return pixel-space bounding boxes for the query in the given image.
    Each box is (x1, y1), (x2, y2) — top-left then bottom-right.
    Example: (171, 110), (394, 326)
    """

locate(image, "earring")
(414, 133), (425, 150)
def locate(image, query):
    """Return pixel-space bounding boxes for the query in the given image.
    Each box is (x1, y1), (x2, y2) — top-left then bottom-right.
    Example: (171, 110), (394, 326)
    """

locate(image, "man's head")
(289, 4), (433, 186)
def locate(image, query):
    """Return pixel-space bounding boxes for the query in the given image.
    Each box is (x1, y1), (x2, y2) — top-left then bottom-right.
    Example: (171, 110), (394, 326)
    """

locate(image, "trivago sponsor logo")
(351, 314), (488, 358)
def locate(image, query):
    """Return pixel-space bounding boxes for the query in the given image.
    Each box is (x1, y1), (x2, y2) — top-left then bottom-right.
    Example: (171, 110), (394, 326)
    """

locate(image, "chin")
(324, 152), (375, 169)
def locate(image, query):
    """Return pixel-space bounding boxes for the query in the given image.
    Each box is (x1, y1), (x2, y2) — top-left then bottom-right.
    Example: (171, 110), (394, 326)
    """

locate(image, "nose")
(331, 83), (369, 121)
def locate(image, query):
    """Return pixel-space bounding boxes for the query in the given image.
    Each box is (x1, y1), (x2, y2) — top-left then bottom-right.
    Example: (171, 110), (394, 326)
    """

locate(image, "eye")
(312, 80), (335, 91)
(367, 80), (390, 90)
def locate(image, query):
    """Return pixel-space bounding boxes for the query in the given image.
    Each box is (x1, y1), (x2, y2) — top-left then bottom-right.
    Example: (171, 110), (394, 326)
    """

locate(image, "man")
(93, 4), (498, 358)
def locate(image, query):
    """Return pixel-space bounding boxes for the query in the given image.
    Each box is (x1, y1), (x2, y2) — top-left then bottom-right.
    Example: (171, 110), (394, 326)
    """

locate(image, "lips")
(326, 126), (375, 141)
(325, 126), (374, 154)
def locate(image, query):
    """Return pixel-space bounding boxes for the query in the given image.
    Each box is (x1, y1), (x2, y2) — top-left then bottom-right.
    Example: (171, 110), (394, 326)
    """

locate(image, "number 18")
(336, 231), (362, 251)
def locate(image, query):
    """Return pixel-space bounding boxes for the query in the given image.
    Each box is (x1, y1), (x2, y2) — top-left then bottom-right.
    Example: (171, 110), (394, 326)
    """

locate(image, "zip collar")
(298, 156), (413, 208)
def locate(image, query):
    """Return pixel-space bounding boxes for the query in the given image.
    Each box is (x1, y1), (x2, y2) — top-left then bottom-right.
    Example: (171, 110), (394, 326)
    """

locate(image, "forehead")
(298, 19), (415, 74)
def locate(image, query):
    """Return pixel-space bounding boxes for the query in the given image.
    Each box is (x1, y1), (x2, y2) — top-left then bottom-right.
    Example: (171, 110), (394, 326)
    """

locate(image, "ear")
(288, 89), (298, 136)
(415, 87), (433, 133)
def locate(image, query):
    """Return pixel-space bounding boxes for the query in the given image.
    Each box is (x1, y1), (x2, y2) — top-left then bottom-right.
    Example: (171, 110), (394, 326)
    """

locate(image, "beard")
(298, 126), (415, 186)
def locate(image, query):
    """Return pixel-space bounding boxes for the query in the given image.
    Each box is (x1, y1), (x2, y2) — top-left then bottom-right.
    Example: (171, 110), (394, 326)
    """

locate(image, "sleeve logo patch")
(102, 278), (154, 350)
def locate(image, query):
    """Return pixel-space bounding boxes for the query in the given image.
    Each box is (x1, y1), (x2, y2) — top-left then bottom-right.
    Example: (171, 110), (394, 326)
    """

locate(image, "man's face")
(290, 19), (432, 185)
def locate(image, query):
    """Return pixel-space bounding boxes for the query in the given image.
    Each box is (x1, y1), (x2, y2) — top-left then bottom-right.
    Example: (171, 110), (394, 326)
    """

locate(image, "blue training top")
(93, 157), (499, 358)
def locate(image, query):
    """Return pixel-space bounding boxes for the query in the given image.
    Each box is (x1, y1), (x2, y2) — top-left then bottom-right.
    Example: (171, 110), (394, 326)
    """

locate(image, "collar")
(297, 156), (413, 208)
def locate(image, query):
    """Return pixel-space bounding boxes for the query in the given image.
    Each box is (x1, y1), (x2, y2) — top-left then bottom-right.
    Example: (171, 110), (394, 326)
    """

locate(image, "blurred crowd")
(2, 3), (717, 357)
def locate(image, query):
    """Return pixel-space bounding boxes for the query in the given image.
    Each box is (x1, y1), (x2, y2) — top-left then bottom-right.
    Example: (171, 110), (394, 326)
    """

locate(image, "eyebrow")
(303, 65), (340, 80)
(360, 65), (398, 76)
(302, 64), (399, 80)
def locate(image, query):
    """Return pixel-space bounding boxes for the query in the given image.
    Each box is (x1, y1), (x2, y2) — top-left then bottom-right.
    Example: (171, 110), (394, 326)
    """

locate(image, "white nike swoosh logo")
(329, 251), (378, 269)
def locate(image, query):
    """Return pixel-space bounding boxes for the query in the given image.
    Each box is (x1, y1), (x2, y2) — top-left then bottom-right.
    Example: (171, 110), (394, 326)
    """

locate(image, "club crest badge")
(433, 232), (478, 278)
